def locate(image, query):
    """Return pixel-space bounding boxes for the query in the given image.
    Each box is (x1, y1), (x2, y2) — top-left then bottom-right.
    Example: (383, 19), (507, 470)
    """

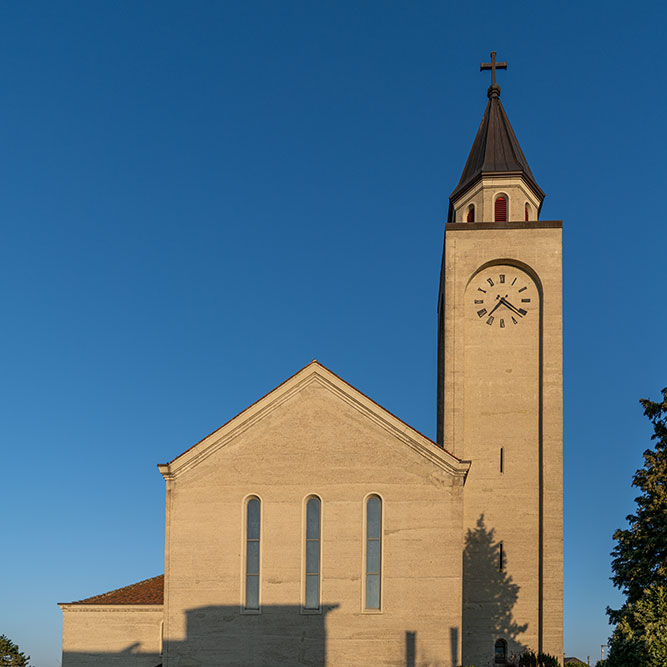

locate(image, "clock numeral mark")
(477, 308), (487, 318)
(511, 277), (517, 286)
(487, 278), (495, 287)
(518, 286), (527, 293)
(500, 319), (505, 328)
(486, 316), (494, 326)
(511, 316), (518, 324)
(499, 274), (505, 284)
(474, 299), (484, 304)
(478, 288), (487, 294)
(518, 308), (527, 316)
(521, 298), (531, 303)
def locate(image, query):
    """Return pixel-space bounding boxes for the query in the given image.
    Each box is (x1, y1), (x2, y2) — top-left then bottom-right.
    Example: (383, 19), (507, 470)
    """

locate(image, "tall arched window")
(494, 638), (507, 664)
(467, 204), (475, 222)
(525, 202), (531, 221)
(304, 496), (321, 610)
(365, 495), (382, 610)
(495, 195), (507, 222)
(244, 497), (261, 610)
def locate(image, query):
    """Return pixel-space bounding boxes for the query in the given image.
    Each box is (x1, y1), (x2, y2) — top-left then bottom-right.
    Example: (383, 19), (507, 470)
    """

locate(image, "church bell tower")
(437, 53), (563, 665)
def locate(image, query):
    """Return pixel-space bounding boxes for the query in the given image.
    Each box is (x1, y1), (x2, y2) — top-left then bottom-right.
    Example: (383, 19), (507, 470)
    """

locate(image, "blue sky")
(1, 2), (666, 665)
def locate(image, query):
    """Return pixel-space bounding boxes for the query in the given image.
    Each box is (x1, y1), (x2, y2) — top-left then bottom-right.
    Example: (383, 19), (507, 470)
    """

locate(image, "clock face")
(472, 269), (535, 328)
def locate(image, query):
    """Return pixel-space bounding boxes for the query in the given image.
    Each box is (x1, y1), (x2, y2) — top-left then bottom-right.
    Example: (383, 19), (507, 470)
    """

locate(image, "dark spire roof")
(450, 85), (544, 202)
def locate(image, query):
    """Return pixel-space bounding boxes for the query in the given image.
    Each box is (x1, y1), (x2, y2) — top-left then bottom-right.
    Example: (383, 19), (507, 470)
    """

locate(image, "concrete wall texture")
(60, 606), (163, 666)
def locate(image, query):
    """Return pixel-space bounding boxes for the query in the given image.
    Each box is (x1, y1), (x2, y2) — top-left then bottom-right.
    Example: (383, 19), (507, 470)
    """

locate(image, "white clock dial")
(472, 270), (535, 328)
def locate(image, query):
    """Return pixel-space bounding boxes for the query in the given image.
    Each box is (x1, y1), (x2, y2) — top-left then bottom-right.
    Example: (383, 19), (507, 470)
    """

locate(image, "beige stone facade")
(59, 605), (162, 666)
(60, 77), (563, 667)
(438, 220), (563, 665)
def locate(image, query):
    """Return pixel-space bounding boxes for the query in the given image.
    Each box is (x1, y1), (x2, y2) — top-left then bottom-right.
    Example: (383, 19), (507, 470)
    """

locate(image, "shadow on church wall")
(62, 603), (336, 667)
(462, 514), (528, 666)
(166, 604), (336, 665)
(63, 604), (457, 666)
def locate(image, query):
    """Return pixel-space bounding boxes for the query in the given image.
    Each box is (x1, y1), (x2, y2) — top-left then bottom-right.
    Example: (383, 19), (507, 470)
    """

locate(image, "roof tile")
(67, 574), (164, 605)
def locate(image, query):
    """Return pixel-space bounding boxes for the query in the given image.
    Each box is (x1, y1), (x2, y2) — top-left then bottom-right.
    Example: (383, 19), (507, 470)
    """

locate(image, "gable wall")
(163, 379), (465, 666)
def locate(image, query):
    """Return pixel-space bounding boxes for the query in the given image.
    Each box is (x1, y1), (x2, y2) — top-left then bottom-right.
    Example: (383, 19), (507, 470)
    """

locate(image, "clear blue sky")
(1, 2), (665, 665)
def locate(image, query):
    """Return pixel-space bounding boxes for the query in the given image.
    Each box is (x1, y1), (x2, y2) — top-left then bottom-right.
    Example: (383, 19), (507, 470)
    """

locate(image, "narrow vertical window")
(500, 447), (504, 473)
(524, 202), (530, 221)
(365, 495), (382, 609)
(494, 195), (507, 222)
(498, 541), (504, 572)
(245, 497), (261, 610)
(495, 638), (507, 664)
(467, 204), (475, 222)
(304, 496), (321, 610)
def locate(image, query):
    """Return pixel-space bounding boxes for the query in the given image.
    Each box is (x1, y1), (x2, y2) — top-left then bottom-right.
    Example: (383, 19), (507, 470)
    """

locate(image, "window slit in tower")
(495, 196), (507, 222)
(500, 447), (504, 473)
(495, 638), (508, 664)
(467, 204), (475, 222)
(498, 542), (504, 572)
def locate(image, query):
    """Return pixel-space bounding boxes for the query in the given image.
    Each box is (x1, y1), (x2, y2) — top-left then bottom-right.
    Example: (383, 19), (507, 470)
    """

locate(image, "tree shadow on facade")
(462, 515), (528, 666)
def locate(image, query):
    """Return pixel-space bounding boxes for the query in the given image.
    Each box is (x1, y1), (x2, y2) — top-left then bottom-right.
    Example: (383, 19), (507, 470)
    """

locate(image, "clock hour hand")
(485, 298), (504, 318)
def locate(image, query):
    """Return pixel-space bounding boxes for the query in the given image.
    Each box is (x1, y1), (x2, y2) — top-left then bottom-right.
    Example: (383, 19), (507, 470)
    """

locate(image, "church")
(59, 54), (563, 667)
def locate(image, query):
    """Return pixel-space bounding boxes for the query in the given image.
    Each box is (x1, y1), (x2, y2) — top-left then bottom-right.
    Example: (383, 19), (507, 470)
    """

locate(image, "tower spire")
(448, 53), (544, 222)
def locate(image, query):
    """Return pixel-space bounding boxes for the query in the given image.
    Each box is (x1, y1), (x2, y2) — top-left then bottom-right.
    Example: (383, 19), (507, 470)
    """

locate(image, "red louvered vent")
(467, 205), (475, 222)
(495, 196), (507, 222)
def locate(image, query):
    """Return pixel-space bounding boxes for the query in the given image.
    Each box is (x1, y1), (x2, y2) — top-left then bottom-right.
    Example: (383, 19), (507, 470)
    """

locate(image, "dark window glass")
(245, 498), (260, 609)
(495, 638), (507, 664)
(365, 496), (382, 609)
(467, 204), (475, 222)
(525, 202), (530, 221)
(305, 497), (321, 610)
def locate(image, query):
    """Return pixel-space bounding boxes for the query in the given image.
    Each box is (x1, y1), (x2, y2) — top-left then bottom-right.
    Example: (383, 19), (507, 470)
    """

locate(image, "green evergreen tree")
(0, 635), (31, 667)
(606, 387), (667, 666)
(606, 585), (667, 665)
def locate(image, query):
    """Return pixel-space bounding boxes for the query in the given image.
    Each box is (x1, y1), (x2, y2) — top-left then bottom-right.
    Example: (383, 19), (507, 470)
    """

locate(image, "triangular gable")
(157, 361), (470, 481)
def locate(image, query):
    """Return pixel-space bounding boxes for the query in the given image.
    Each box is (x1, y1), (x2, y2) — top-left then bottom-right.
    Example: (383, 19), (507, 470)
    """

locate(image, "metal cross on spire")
(480, 51), (507, 98)
(480, 51), (507, 85)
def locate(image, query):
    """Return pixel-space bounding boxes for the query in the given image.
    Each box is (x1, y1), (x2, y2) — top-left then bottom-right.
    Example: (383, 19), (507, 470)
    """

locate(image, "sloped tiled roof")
(65, 574), (164, 605)
(450, 89), (543, 202)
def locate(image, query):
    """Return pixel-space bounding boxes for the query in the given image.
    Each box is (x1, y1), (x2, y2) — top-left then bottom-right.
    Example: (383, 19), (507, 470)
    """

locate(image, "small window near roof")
(467, 204), (475, 222)
(525, 202), (531, 221)
(495, 196), (507, 222)
(495, 638), (507, 664)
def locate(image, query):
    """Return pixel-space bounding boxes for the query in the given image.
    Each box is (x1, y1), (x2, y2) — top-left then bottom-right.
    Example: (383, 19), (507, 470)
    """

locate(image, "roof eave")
(449, 170), (545, 205)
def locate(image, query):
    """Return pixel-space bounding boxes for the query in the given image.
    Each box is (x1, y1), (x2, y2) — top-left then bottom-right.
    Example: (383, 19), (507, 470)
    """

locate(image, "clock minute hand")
(500, 297), (524, 317)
